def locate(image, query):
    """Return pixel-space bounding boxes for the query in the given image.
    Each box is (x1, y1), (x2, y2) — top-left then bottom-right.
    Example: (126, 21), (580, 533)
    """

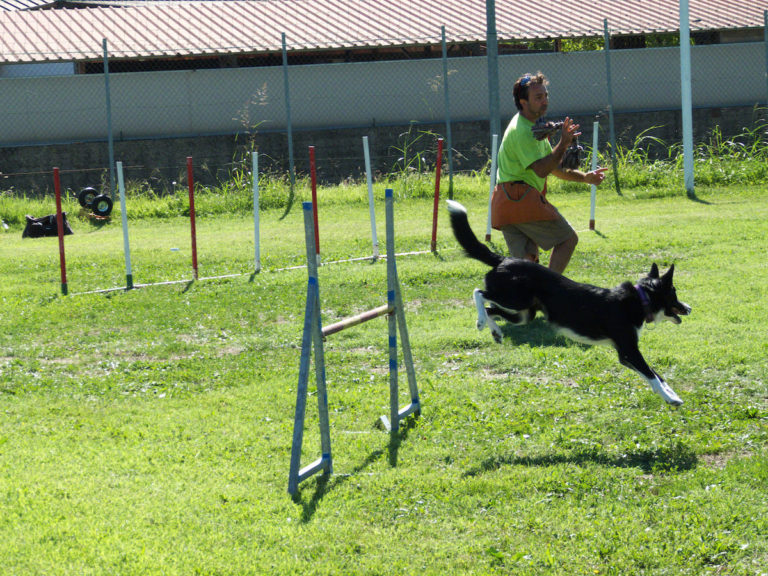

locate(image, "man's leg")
(548, 231), (578, 275)
(501, 226), (538, 261)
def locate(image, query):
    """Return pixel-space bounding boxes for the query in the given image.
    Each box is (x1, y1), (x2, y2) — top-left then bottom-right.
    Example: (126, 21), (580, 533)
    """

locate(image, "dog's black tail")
(446, 200), (504, 268)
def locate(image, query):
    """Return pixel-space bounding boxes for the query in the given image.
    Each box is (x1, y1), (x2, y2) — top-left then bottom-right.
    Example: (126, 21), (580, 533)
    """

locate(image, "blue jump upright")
(288, 189), (420, 496)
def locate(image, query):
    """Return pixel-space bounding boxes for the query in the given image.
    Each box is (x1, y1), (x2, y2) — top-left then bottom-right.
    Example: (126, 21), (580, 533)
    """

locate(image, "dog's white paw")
(650, 377), (683, 406)
(486, 316), (503, 343)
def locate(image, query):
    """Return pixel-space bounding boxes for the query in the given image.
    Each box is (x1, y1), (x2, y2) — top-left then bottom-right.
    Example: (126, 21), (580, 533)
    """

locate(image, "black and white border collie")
(447, 199), (691, 406)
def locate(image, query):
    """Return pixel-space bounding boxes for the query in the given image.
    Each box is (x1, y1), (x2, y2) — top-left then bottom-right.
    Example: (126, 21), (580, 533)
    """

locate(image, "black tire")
(91, 194), (113, 217)
(78, 187), (98, 208)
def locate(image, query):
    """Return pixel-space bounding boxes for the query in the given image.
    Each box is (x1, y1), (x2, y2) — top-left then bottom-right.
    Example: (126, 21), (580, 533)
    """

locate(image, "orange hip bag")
(490, 181), (559, 229)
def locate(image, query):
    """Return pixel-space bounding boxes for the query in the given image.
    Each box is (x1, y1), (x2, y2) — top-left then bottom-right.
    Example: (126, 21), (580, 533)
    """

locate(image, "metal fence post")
(102, 38), (116, 201)
(679, 0), (695, 196)
(485, 0), (501, 157)
(441, 26), (454, 199)
(603, 19), (622, 196)
(282, 33), (295, 191)
(764, 11), (768, 107)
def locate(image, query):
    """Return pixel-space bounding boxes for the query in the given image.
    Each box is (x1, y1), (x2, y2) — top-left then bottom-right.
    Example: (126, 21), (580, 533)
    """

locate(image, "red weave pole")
(53, 167), (68, 295)
(431, 138), (444, 252)
(186, 157), (198, 280)
(309, 146), (320, 260)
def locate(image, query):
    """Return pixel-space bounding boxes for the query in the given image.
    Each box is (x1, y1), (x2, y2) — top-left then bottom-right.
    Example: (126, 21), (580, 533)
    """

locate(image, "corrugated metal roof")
(1, 0), (766, 64)
(0, 0), (56, 10)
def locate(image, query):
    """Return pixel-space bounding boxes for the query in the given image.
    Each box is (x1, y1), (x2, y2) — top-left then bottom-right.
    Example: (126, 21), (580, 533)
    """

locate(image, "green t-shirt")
(496, 113), (552, 192)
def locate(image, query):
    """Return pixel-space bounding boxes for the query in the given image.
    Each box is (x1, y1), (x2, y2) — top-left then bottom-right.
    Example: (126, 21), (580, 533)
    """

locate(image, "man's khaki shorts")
(500, 207), (575, 260)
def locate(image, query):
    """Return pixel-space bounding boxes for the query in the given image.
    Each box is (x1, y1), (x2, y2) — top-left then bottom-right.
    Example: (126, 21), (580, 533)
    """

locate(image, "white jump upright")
(116, 161), (134, 290)
(288, 188), (420, 496)
(252, 151), (261, 273)
(362, 136), (380, 260)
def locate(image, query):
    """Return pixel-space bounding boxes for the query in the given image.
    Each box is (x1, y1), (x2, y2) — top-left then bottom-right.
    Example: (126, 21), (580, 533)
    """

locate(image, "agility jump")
(288, 188), (420, 496)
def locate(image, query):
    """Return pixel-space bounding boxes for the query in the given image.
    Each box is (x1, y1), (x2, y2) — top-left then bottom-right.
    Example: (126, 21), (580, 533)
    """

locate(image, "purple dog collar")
(635, 284), (655, 323)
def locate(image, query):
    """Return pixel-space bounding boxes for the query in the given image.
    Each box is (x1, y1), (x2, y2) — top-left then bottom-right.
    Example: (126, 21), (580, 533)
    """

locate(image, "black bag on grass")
(22, 213), (74, 238)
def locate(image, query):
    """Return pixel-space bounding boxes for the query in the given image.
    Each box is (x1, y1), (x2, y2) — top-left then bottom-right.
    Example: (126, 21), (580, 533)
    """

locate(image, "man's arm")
(552, 166), (608, 185)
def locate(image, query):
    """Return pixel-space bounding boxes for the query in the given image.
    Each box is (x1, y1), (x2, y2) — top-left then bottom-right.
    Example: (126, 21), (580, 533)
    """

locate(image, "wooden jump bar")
(321, 304), (393, 338)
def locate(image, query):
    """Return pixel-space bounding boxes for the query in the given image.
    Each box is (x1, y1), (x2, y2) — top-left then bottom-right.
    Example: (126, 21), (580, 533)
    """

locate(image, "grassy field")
(0, 177), (767, 575)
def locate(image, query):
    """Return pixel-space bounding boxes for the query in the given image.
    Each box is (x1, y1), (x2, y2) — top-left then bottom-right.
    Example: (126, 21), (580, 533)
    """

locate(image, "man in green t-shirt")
(493, 72), (607, 274)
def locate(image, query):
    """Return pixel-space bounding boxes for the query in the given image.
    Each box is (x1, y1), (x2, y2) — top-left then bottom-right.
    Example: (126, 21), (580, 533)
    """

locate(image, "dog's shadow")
(463, 443), (698, 478)
(497, 317), (568, 348)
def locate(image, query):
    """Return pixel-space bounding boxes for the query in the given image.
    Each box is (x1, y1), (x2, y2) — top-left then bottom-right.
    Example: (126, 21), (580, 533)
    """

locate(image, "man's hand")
(583, 167), (608, 185)
(559, 117), (581, 148)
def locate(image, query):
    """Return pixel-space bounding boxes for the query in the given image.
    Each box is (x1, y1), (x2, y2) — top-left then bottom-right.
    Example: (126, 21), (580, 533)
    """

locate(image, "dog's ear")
(649, 263), (660, 279)
(661, 264), (675, 285)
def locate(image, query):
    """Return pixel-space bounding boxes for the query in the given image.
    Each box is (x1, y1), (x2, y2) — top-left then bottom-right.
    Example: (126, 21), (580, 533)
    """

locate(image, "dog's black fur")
(447, 199), (691, 406)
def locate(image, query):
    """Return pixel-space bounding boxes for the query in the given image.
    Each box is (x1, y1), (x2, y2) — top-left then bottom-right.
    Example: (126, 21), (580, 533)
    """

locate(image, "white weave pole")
(252, 151), (261, 273)
(116, 161), (133, 290)
(485, 133), (499, 241)
(590, 121), (599, 230)
(362, 136), (379, 259)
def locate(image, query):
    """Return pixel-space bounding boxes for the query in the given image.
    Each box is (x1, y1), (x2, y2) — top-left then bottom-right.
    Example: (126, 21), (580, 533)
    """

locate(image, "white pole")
(485, 133), (499, 241)
(252, 151), (261, 273)
(116, 161), (133, 289)
(680, 0), (694, 195)
(590, 121), (599, 230)
(362, 136), (379, 259)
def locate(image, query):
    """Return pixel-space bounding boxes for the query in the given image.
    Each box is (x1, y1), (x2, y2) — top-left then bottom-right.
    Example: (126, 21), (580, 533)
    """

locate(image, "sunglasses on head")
(520, 75), (532, 87)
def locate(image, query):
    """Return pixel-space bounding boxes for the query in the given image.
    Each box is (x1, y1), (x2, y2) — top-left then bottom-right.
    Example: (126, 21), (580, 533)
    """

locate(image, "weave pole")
(430, 137), (443, 252)
(253, 151), (261, 273)
(485, 133), (499, 241)
(288, 188), (420, 496)
(53, 167), (68, 296)
(186, 157), (199, 280)
(116, 162), (134, 289)
(590, 121), (599, 230)
(362, 136), (379, 259)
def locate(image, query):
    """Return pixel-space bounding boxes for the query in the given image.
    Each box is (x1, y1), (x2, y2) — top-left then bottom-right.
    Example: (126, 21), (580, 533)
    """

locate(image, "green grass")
(0, 175), (767, 574)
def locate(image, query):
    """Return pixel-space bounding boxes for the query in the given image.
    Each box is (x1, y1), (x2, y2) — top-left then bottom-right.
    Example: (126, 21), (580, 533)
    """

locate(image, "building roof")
(0, 0), (54, 10)
(1, 0), (767, 65)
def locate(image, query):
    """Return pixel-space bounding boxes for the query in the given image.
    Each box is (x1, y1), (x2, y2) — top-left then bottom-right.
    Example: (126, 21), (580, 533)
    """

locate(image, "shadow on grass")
(686, 189), (713, 205)
(498, 318), (563, 348)
(294, 417), (419, 522)
(279, 183), (295, 221)
(463, 441), (698, 478)
(388, 415), (419, 467)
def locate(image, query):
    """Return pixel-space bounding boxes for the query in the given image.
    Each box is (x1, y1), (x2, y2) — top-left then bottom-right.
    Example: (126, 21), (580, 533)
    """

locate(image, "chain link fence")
(1, 18), (767, 199)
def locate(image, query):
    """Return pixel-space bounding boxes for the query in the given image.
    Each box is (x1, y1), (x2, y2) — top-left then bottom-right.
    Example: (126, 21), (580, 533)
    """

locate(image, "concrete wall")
(1, 42), (765, 193)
